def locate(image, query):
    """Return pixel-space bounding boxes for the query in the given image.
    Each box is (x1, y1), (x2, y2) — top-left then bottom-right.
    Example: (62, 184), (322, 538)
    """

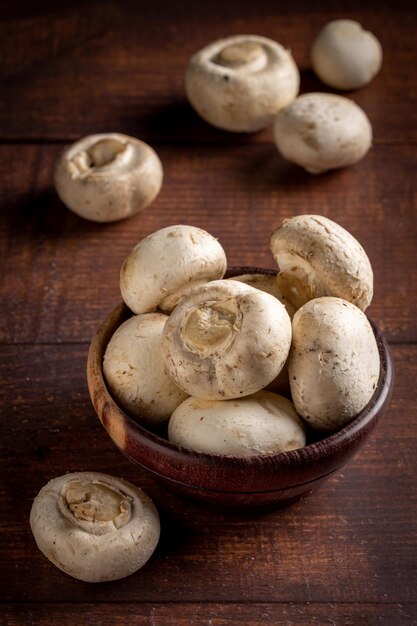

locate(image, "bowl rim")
(87, 267), (393, 487)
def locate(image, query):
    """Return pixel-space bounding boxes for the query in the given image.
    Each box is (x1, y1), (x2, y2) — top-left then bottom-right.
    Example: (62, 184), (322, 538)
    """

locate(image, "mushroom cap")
(185, 34), (299, 132)
(289, 297), (381, 431)
(30, 472), (160, 582)
(168, 391), (306, 456)
(230, 272), (296, 318)
(161, 279), (292, 400)
(270, 214), (373, 311)
(103, 313), (188, 425)
(311, 19), (383, 90)
(55, 133), (163, 222)
(273, 92), (372, 173)
(120, 225), (227, 314)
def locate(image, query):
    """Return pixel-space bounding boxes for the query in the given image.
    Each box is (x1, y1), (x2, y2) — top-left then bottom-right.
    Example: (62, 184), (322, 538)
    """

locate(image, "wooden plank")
(0, 1), (416, 142)
(1, 603), (416, 626)
(0, 344), (415, 604)
(1, 143), (416, 343)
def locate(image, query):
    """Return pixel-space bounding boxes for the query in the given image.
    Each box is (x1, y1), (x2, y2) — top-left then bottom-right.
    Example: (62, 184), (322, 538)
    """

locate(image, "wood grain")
(2, 603), (416, 626)
(1, 143), (416, 344)
(1, 344), (415, 604)
(1, 0), (416, 621)
(0, 0), (416, 143)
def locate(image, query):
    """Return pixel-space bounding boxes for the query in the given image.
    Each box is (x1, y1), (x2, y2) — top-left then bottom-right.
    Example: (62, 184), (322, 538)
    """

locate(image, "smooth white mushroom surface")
(120, 225), (227, 314)
(30, 472), (160, 582)
(55, 133), (163, 222)
(103, 313), (188, 425)
(161, 279), (292, 400)
(230, 273), (296, 318)
(185, 34), (299, 132)
(273, 93), (372, 173)
(311, 20), (383, 90)
(289, 297), (380, 431)
(168, 391), (306, 456)
(270, 214), (373, 311)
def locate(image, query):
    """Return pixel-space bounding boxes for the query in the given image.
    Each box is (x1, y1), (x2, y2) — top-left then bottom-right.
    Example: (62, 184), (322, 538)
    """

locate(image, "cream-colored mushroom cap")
(169, 392), (305, 456)
(120, 225), (227, 314)
(103, 313), (188, 425)
(161, 279), (292, 400)
(289, 297), (380, 431)
(185, 34), (299, 132)
(55, 133), (163, 222)
(273, 93), (372, 173)
(30, 472), (160, 582)
(270, 215), (373, 311)
(230, 273), (296, 318)
(311, 20), (383, 90)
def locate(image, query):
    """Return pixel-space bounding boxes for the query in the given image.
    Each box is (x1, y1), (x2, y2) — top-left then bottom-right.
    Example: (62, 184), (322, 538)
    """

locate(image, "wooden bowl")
(87, 268), (394, 512)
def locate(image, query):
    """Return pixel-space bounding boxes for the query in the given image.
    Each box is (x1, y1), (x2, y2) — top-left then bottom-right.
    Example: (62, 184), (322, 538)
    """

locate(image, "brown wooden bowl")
(87, 268), (394, 512)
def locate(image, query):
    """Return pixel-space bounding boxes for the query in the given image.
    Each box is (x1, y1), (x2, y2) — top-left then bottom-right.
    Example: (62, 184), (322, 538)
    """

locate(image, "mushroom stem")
(181, 300), (241, 356)
(60, 478), (132, 533)
(87, 138), (127, 167)
(215, 42), (267, 71)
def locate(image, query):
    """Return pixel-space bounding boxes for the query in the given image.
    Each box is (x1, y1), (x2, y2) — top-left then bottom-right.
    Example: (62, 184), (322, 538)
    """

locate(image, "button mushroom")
(161, 279), (292, 400)
(311, 20), (383, 90)
(30, 472), (160, 582)
(55, 133), (163, 222)
(103, 313), (188, 426)
(168, 391), (306, 456)
(120, 225), (227, 314)
(289, 297), (380, 431)
(270, 215), (373, 311)
(185, 34), (299, 132)
(273, 92), (372, 173)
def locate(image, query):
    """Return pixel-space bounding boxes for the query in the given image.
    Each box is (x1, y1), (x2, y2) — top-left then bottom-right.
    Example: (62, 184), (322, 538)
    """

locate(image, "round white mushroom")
(168, 391), (306, 456)
(55, 133), (163, 222)
(289, 297), (381, 431)
(120, 225), (227, 314)
(311, 20), (383, 90)
(30, 472), (160, 582)
(273, 92), (372, 173)
(230, 273), (296, 318)
(185, 34), (299, 132)
(103, 313), (188, 426)
(270, 214), (373, 311)
(161, 279), (292, 400)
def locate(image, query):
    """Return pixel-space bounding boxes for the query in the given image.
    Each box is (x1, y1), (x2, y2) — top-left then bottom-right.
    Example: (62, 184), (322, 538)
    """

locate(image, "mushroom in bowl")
(87, 267), (393, 512)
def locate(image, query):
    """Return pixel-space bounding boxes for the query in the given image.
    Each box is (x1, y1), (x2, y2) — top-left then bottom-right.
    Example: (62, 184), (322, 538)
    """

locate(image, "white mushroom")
(168, 391), (306, 456)
(103, 313), (188, 425)
(55, 133), (163, 222)
(161, 279), (292, 400)
(120, 225), (227, 314)
(270, 214), (373, 311)
(273, 93), (372, 173)
(185, 34), (299, 132)
(30, 472), (160, 582)
(230, 273), (296, 318)
(289, 297), (380, 431)
(311, 20), (383, 90)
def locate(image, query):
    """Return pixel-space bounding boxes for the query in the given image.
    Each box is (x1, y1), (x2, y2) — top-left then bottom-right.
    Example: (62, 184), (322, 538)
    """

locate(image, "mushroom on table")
(311, 19), (383, 90)
(55, 133), (163, 222)
(185, 34), (299, 132)
(30, 472), (160, 582)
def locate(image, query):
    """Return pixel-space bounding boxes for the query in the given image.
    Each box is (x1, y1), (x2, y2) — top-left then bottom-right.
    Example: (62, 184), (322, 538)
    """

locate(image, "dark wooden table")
(1, 1), (416, 624)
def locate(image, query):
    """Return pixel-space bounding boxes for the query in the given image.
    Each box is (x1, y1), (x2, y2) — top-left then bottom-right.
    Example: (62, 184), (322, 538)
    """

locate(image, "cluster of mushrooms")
(54, 20), (382, 224)
(31, 20), (384, 584)
(104, 215), (380, 455)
